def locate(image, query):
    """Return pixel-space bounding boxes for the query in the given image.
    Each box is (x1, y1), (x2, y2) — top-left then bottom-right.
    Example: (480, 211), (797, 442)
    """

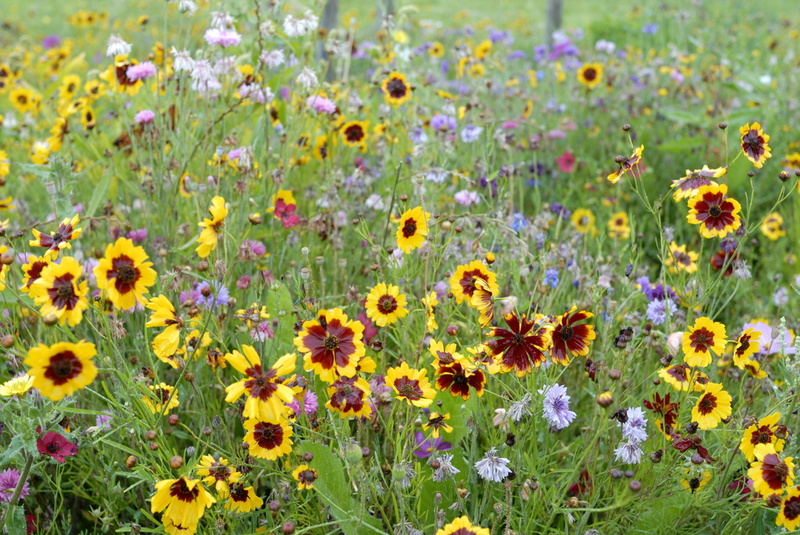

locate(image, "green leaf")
(6, 504), (26, 535)
(659, 108), (701, 125)
(264, 282), (296, 352)
(299, 440), (386, 535)
(657, 137), (706, 152)
(85, 172), (113, 219)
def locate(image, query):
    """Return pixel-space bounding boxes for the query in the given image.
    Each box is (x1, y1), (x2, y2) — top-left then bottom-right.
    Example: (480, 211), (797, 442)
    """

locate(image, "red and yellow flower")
(396, 206), (430, 253)
(549, 306), (596, 366)
(670, 166), (726, 201)
(740, 122), (772, 168)
(365, 283), (408, 327)
(224, 348), (296, 422)
(29, 214), (82, 257)
(740, 413), (784, 462)
(243, 418), (293, 460)
(682, 317), (727, 367)
(94, 237), (157, 310)
(24, 341), (97, 401)
(450, 260), (498, 304)
(150, 477), (215, 529)
(29, 256), (89, 326)
(607, 145), (643, 184)
(385, 362), (436, 407)
(381, 71), (412, 106)
(687, 184), (742, 239)
(691, 382), (732, 430)
(747, 443), (794, 498)
(294, 308), (365, 383)
(487, 312), (552, 376)
(325, 375), (373, 418)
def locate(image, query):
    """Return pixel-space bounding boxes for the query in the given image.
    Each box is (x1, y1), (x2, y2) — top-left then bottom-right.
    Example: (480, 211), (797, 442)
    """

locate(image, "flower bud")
(170, 456), (184, 469)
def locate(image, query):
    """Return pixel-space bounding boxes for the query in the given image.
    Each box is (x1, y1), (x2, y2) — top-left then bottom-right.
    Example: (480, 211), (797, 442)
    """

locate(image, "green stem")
(0, 452), (34, 530)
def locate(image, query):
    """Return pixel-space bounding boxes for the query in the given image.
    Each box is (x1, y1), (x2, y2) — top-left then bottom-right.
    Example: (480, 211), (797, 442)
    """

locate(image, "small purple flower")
(544, 268), (559, 289)
(475, 447), (512, 482)
(539, 383), (576, 430)
(409, 127), (428, 144)
(195, 280), (230, 310)
(642, 23), (659, 34)
(126, 228), (148, 243)
(307, 95), (337, 114)
(430, 114), (456, 132)
(620, 407), (648, 443)
(236, 275), (252, 290)
(134, 109), (155, 124)
(95, 412), (113, 430)
(614, 439), (643, 464)
(413, 431), (452, 459)
(460, 124), (483, 143)
(287, 389), (318, 416)
(501, 120), (518, 130)
(126, 62), (157, 81)
(42, 35), (61, 49)
(241, 240), (267, 257)
(0, 468), (30, 503)
(646, 298), (676, 326)
(510, 212), (527, 233)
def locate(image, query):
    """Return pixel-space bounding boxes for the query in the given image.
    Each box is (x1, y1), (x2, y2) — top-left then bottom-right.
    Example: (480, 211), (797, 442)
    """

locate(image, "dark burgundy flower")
(37, 431), (78, 463)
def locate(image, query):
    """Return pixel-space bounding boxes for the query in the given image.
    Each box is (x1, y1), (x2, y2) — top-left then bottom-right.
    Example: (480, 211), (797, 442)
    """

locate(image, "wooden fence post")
(546, 0), (563, 51)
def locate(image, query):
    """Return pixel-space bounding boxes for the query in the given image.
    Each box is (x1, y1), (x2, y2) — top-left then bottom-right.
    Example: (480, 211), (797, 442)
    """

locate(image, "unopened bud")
(170, 456), (184, 469)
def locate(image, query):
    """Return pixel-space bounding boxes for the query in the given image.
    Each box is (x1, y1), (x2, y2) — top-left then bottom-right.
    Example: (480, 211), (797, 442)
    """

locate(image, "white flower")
(260, 49), (286, 69)
(302, 10), (320, 33)
(178, 0), (197, 15)
(259, 20), (276, 37)
(296, 67), (318, 90)
(210, 11), (234, 30)
(283, 15), (306, 37)
(170, 48), (194, 72)
(106, 34), (131, 57)
(365, 194), (386, 211)
(475, 447), (512, 482)
(614, 439), (643, 464)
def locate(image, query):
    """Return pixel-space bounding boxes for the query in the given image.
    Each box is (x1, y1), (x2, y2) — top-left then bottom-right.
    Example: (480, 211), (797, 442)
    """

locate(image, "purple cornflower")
(544, 268), (559, 289)
(454, 190), (480, 206)
(134, 109), (155, 124)
(195, 281), (230, 310)
(126, 228), (148, 243)
(95, 412), (113, 431)
(413, 431), (452, 459)
(409, 127), (428, 144)
(475, 447), (512, 482)
(614, 439), (643, 464)
(549, 203), (572, 220)
(126, 62), (157, 81)
(204, 28), (241, 47)
(460, 124), (483, 143)
(636, 276), (678, 302)
(430, 114), (456, 132)
(645, 298), (676, 326)
(620, 407), (648, 443)
(642, 23), (659, 34)
(307, 95), (337, 114)
(42, 35), (61, 49)
(0, 468), (30, 503)
(539, 383), (576, 430)
(286, 390), (318, 416)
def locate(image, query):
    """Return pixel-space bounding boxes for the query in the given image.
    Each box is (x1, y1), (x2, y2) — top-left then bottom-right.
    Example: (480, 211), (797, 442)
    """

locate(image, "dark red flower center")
(253, 421), (283, 449)
(752, 425), (773, 445)
(582, 68), (597, 81)
(229, 482), (249, 502)
(386, 77), (407, 99)
(784, 496), (800, 520)
(558, 326), (574, 341)
(169, 479), (200, 503)
(394, 377), (423, 400)
(47, 274), (79, 310)
(344, 125), (365, 143)
(377, 295), (398, 314)
(697, 393), (717, 414)
(689, 328), (714, 351)
(299, 469), (317, 484)
(402, 218), (417, 238)
(45, 351), (82, 385)
(243, 365), (279, 402)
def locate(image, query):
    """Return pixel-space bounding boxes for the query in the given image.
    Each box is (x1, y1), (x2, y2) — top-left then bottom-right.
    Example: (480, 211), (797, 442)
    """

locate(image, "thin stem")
(0, 452), (34, 530)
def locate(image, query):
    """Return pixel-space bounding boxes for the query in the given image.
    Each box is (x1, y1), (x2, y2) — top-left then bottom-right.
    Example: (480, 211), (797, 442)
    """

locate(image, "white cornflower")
(283, 15), (306, 37)
(296, 67), (318, 90)
(507, 393), (532, 423)
(474, 447), (512, 482)
(210, 11), (234, 29)
(106, 34), (131, 57)
(170, 48), (194, 72)
(302, 10), (320, 33)
(613, 439), (643, 464)
(432, 453), (460, 482)
(259, 20), (276, 37)
(178, 0), (197, 15)
(260, 49), (286, 69)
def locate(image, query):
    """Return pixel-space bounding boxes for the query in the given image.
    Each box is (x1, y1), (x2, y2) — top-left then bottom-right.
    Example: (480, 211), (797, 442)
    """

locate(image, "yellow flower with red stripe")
(224, 348), (296, 422)
(740, 413), (784, 463)
(294, 308), (365, 383)
(686, 184), (742, 239)
(24, 341), (97, 401)
(381, 71), (412, 106)
(747, 443), (794, 498)
(691, 382), (732, 430)
(365, 283), (408, 326)
(29, 256), (89, 326)
(396, 206), (430, 253)
(740, 122), (771, 168)
(385, 362), (436, 408)
(682, 317), (727, 367)
(94, 237), (157, 310)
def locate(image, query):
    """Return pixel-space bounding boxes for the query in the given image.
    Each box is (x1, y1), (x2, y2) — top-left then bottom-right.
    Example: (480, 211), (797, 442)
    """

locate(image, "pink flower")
(556, 151), (576, 173)
(37, 432), (78, 463)
(275, 199), (299, 229)
(501, 121), (518, 130)
(287, 389), (318, 415)
(126, 62), (157, 81)
(134, 109), (155, 124)
(454, 189), (480, 206)
(306, 95), (336, 114)
(204, 28), (241, 47)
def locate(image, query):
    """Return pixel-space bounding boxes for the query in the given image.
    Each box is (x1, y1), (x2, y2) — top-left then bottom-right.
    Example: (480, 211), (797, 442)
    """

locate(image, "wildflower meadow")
(1, 0), (800, 533)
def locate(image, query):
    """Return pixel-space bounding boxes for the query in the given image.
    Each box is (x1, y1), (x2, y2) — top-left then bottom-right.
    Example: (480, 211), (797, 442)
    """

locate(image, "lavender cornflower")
(460, 124), (483, 143)
(620, 407), (648, 443)
(134, 110), (155, 124)
(645, 298), (676, 326)
(204, 28), (241, 47)
(307, 95), (336, 114)
(430, 114), (456, 132)
(544, 268), (559, 289)
(413, 431), (453, 459)
(0, 468), (30, 503)
(195, 281), (230, 310)
(474, 447), (512, 482)
(433, 453), (460, 482)
(539, 383), (576, 430)
(614, 439), (644, 464)
(454, 190), (480, 206)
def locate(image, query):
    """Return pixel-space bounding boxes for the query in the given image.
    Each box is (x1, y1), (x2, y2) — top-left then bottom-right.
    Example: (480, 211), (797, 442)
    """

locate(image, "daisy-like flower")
(740, 413), (784, 462)
(340, 120), (369, 150)
(20, 254), (53, 293)
(487, 312), (552, 376)
(325, 375), (373, 418)
(151, 477), (216, 529)
(607, 211), (631, 240)
(739, 122), (772, 168)
(658, 364), (693, 391)
(474, 447), (512, 482)
(692, 382), (732, 430)
(539, 384), (576, 430)
(395, 206), (430, 254)
(435, 516), (490, 535)
(224, 348), (296, 422)
(365, 283), (408, 327)
(687, 183), (742, 239)
(450, 260), (498, 304)
(225, 482), (262, 513)
(0, 374), (34, 396)
(682, 317), (726, 367)
(196, 196), (228, 258)
(94, 237), (157, 310)
(577, 62), (603, 89)
(760, 212), (786, 241)
(607, 145), (644, 184)
(29, 214), (82, 257)
(469, 277), (495, 327)
(747, 443), (794, 498)
(146, 295), (184, 362)
(620, 407), (649, 443)
(732, 328), (761, 369)
(777, 486), (800, 531)
(29, 256), (88, 326)
(422, 411), (453, 438)
(0, 468), (30, 503)
(549, 306), (596, 365)
(294, 308), (365, 383)
(665, 241), (699, 274)
(385, 362), (436, 407)
(571, 208), (597, 235)
(24, 341), (97, 401)
(292, 464), (319, 490)
(381, 71), (412, 106)
(162, 516), (197, 535)
(197, 455), (241, 497)
(141, 382), (180, 415)
(435, 361), (486, 400)
(421, 291), (438, 333)
(681, 469), (711, 494)
(428, 339), (465, 368)
(37, 431), (78, 463)
(670, 166), (726, 201)
(243, 418), (293, 460)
